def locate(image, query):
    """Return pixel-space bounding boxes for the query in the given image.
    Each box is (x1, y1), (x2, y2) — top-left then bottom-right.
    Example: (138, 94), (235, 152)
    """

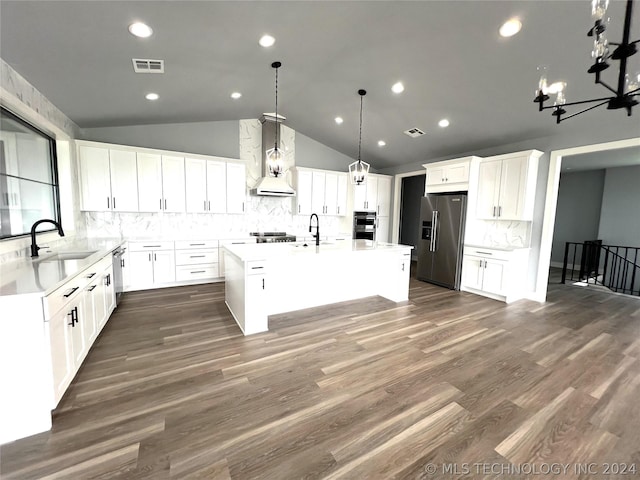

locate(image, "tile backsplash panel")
(466, 220), (531, 248)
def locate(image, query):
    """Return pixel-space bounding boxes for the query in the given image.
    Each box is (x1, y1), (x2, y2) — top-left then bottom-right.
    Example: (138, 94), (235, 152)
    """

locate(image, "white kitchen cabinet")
(175, 241), (219, 283)
(82, 280), (99, 344)
(295, 168), (348, 216)
(226, 162), (246, 214)
(103, 265), (116, 326)
(78, 145), (138, 212)
(294, 169), (313, 215)
(475, 150), (542, 221)
(161, 155), (186, 213)
(136, 152), (163, 212)
(48, 305), (74, 405)
(460, 246), (530, 303)
(109, 149), (139, 212)
(424, 157), (476, 193)
(78, 145), (111, 211)
(352, 174), (392, 214)
(185, 158), (227, 213)
(376, 176), (391, 216)
(127, 241), (176, 289)
(311, 171), (326, 214)
(377, 216), (390, 243)
(336, 174), (348, 216)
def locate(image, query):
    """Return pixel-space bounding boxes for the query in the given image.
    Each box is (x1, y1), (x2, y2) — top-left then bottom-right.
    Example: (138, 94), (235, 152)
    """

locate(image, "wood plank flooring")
(1, 272), (640, 479)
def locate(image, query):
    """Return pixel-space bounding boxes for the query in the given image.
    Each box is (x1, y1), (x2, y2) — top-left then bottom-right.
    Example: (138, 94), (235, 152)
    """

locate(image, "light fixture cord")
(357, 94), (363, 163)
(275, 65), (279, 150)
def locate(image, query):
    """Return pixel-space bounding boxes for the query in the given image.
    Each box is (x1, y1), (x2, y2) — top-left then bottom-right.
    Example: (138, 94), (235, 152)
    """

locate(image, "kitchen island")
(223, 240), (413, 335)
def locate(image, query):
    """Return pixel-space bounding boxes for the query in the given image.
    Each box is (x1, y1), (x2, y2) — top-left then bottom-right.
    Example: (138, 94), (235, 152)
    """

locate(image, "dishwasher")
(112, 246), (126, 306)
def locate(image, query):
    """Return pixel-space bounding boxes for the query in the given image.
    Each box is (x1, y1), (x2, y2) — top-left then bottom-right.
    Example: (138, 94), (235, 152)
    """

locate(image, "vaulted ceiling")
(1, 1), (639, 168)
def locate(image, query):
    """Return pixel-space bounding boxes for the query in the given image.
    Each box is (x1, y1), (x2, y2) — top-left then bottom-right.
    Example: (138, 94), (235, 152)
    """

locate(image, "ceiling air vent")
(403, 127), (425, 138)
(132, 58), (165, 73)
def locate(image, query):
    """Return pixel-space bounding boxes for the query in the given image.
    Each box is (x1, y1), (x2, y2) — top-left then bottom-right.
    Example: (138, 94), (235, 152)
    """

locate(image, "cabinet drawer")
(220, 238), (254, 246)
(175, 240), (219, 250)
(465, 247), (513, 262)
(175, 249), (219, 265)
(43, 273), (94, 320)
(247, 260), (267, 275)
(176, 264), (219, 281)
(128, 241), (174, 252)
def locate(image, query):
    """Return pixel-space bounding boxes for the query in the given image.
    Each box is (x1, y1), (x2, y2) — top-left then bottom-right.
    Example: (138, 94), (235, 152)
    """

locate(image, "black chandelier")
(534, 0), (639, 123)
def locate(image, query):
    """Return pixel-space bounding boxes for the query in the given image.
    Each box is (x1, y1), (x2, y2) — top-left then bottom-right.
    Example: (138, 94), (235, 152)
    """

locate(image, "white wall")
(598, 165), (640, 246)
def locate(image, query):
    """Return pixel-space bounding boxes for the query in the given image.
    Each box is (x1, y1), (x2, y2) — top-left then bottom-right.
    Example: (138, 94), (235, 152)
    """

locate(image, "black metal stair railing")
(561, 241), (640, 296)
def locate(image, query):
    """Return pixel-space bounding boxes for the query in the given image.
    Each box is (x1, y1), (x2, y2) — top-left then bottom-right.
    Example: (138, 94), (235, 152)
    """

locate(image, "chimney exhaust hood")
(250, 115), (296, 197)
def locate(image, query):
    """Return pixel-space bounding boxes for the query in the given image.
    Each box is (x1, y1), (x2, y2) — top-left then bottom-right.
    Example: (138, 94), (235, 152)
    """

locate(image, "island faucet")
(309, 213), (320, 246)
(30, 219), (65, 257)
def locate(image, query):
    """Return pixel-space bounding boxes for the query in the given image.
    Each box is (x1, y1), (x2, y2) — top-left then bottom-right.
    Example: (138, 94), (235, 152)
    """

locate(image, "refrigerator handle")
(431, 210), (439, 252)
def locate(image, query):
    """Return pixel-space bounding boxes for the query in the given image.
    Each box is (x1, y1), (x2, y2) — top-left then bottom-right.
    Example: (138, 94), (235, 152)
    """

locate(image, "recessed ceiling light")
(335, 116), (344, 125)
(145, 93), (159, 101)
(438, 119), (450, 128)
(129, 22), (153, 38)
(378, 140), (386, 147)
(259, 34), (275, 47)
(391, 82), (405, 94)
(499, 18), (522, 37)
(231, 92), (242, 99)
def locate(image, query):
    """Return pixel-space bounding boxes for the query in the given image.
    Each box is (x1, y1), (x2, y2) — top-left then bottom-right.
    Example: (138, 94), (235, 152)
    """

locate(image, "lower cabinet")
(128, 241), (176, 288)
(49, 302), (77, 404)
(377, 216), (390, 243)
(175, 240), (219, 282)
(460, 246), (530, 303)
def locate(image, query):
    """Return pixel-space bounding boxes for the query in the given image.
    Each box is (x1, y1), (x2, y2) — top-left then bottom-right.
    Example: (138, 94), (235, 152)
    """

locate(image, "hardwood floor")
(1, 274), (639, 479)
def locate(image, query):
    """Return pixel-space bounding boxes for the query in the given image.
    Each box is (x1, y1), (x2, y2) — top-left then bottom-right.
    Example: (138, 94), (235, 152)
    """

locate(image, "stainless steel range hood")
(250, 115), (296, 197)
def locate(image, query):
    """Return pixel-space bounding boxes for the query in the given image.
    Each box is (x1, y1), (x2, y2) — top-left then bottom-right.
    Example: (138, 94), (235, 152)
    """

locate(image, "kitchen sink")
(39, 251), (98, 261)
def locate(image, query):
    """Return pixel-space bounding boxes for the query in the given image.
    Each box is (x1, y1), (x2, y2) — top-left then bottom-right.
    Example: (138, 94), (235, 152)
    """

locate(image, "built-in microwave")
(353, 211), (376, 241)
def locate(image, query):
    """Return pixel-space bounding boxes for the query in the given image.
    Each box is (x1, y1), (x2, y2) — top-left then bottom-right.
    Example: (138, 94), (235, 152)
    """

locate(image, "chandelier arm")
(539, 95), (614, 110)
(596, 79), (620, 95)
(557, 100), (611, 122)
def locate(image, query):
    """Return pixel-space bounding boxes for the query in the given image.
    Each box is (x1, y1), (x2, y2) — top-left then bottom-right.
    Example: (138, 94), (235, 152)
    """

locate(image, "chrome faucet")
(309, 213), (320, 246)
(30, 219), (64, 257)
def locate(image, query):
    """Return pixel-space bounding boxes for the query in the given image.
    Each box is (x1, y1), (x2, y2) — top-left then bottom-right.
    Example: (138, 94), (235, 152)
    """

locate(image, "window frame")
(0, 106), (61, 240)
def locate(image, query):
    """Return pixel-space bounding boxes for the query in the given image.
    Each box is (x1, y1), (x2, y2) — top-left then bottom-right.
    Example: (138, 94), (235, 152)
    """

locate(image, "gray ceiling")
(1, 1), (639, 169)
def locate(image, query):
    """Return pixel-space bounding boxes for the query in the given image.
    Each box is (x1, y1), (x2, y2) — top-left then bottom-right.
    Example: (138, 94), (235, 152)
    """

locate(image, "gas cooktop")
(250, 232), (297, 243)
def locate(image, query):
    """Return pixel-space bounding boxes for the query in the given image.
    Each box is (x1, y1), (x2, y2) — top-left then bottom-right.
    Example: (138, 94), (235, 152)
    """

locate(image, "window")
(0, 107), (60, 239)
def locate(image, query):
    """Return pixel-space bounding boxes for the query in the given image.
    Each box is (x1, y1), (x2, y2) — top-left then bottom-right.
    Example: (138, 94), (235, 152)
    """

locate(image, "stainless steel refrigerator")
(416, 193), (467, 289)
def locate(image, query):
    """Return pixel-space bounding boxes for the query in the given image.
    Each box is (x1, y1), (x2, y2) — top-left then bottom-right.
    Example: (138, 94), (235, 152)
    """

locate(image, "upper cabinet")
(78, 145), (138, 212)
(226, 162), (246, 214)
(77, 141), (246, 215)
(294, 167), (348, 216)
(424, 157), (477, 194)
(353, 173), (392, 216)
(185, 157), (227, 213)
(475, 150), (542, 221)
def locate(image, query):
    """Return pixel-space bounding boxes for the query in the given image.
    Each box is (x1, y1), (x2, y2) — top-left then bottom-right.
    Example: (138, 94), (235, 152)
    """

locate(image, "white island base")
(224, 240), (413, 335)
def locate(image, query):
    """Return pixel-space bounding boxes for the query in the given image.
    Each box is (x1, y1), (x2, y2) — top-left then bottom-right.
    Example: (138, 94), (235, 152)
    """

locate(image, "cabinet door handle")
(208, 201), (211, 211)
(154, 253), (157, 261)
(63, 286), (79, 298)
(445, 177), (448, 182)
(251, 266), (264, 270)
(190, 243), (205, 246)
(68, 310), (75, 327)
(190, 255), (205, 258)
(402, 263), (405, 271)
(113, 197), (116, 209)
(204, 200), (207, 211)
(191, 270), (206, 274)
(144, 245), (161, 248)
(148, 253), (151, 261)
(476, 251), (493, 255)
(242, 201), (245, 212)
(160, 198), (163, 210)
(106, 274), (111, 286)
(498, 206), (502, 217)
(298, 205), (301, 213)
(442, 178), (445, 182)
(86, 272), (96, 278)
(107, 197), (110, 209)
(337, 206), (340, 215)
(121, 258), (125, 268)
(164, 199), (167, 210)
(88, 285), (97, 292)
(262, 278), (265, 289)
(493, 206), (497, 217)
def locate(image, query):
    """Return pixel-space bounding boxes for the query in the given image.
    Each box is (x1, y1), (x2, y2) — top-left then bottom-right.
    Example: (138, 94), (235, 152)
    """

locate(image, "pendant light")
(349, 89), (370, 185)
(265, 61), (284, 177)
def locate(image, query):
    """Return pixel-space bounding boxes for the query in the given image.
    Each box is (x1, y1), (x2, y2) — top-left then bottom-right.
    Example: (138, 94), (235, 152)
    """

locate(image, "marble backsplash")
(466, 220), (531, 248)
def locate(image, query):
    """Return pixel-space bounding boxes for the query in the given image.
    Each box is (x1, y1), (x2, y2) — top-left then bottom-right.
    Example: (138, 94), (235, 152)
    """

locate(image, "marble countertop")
(224, 240), (413, 262)
(0, 238), (125, 297)
(464, 244), (530, 252)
